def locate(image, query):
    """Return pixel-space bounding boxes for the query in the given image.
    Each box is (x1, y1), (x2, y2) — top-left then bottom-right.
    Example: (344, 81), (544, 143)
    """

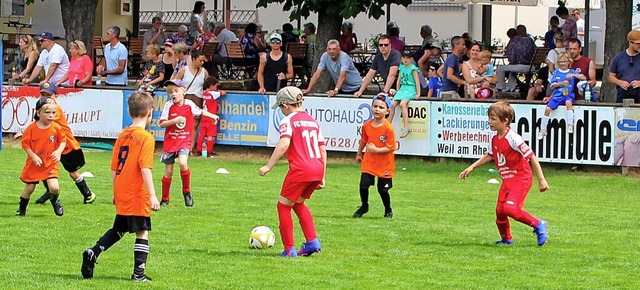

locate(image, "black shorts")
(60, 149), (86, 173)
(113, 214), (152, 233)
(360, 173), (393, 190)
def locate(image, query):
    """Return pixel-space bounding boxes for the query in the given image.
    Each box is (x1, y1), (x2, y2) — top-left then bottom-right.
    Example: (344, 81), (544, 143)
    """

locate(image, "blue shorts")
(160, 148), (190, 164)
(547, 96), (574, 110)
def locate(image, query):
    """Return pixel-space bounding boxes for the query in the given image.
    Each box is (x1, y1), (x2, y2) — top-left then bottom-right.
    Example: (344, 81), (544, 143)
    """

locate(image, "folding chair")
(224, 42), (258, 79)
(127, 37), (145, 77)
(285, 42), (309, 86)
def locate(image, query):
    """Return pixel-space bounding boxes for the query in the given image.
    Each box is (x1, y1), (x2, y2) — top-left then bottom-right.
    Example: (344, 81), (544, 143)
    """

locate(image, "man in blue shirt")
(440, 36), (466, 98)
(97, 26), (128, 86)
(609, 30), (640, 103)
(303, 39), (362, 96)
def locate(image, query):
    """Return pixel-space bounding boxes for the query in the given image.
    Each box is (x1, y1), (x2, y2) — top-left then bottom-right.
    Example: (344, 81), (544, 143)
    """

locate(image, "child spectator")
(538, 52), (586, 139)
(354, 93), (397, 219)
(158, 79), (219, 206)
(138, 44), (165, 91)
(196, 76), (226, 157)
(16, 99), (66, 216)
(476, 50), (497, 99)
(427, 64), (442, 98)
(81, 92), (160, 281)
(459, 101), (549, 246)
(389, 50), (420, 138)
(259, 86), (326, 257)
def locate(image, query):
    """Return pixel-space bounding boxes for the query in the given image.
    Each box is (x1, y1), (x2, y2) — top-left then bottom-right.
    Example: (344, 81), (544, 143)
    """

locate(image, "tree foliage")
(257, 0), (412, 21)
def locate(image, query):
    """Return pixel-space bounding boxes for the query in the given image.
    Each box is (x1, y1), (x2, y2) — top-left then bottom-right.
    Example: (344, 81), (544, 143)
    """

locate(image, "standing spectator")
(189, 1), (206, 38)
(142, 16), (167, 59)
(420, 24), (437, 47)
(556, 2), (577, 48)
(354, 35), (400, 97)
(496, 27), (535, 93)
(56, 40), (94, 87)
(22, 32), (69, 85)
(439, 35), (466, 98)
(301, 22), (316, 44)
(568, 38), (596, 101)
(160, 40), (176, 83)
(12, 35), (39, 81)
(339, 22), (357, 53)
(257, 33), (293, 94)
(174, 51), (209, 154)
(171, 42), (190, 79)
(96, 26), (128, 86)
(281, 23), (299, 48)
(302, 39), (362, 96)
(544, 16), (560, 49)
(608, 30), (640, 103)
(417, 41), (442, 80)
(573, 9), (585, 45)
(388, 27), (405, 52)
(545, 32), (566, 73)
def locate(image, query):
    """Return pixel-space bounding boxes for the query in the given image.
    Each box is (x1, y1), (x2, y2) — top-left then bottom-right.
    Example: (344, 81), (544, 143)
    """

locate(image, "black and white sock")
(133, 239), (149, 276)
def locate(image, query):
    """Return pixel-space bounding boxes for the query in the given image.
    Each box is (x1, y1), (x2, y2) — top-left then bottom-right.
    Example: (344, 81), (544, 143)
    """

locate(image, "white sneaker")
(568, 124), (574, 134)
(537, 130), (547, 140)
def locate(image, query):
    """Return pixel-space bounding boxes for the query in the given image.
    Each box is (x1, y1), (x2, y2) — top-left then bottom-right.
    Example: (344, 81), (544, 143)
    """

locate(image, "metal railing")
(139, 10), (257, 26)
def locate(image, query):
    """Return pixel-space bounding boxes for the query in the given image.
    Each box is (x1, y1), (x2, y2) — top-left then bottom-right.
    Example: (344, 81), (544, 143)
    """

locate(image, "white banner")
(613, 107), (640, 167)
(472, 0), (539, 6)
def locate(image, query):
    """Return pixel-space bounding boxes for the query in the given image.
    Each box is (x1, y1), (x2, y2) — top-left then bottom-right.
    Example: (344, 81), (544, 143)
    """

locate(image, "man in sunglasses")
(22, 32), (70, 85)
(354, 35), (400, 97)
(257, 33), (293, 94)
(608, 30), (640, 103)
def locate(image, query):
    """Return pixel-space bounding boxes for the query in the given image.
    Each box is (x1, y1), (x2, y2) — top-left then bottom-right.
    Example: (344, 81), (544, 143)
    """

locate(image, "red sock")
(180, 169), (191, 193)
(504, 204), (539, 227)
(161, 176), (172, 201)
(207, 138), (215, 154)
(495, 219), (512, 240)
(277, 202), (294, 250)
(293, 203), (317, 242)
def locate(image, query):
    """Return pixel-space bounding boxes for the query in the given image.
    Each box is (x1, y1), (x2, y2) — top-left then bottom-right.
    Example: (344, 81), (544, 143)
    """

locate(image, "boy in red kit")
(354, 93), (397, 219)
(196, 76), (226, 157)
(17, 100), (66, 216)
(459, 100), (550, 246)
(259, 86), (326, 257)
(159, 79), (219, 206)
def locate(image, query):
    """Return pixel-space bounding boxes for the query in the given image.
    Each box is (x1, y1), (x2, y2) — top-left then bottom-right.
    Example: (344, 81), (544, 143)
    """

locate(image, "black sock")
(19, 196), (29, 212)
(378, 189), (392, 212)
(133, 239), (149, 276)
(92, 228), (124, 257)
(50, 193), (59, 203)
(359, 187), (369, 208)
(75, 177), (91, 198)
(42, 181), (50, 194)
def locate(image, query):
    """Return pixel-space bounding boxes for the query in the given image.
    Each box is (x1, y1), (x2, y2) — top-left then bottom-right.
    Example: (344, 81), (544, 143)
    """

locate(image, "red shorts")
(280, 175), (321, 202)
(497, 180), (532, 208)
(199, 120), (217, 138)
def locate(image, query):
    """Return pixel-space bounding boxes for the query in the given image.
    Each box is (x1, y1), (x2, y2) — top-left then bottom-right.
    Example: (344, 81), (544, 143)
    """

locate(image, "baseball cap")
(269, 33), (282, 42)
(402, 50), (413, 57)
(424, 41), (442, 51)
(628, 30), (640, 42)
(164, 79), (185, 88)
(272, 86), (303, 109)
(37, 32), (55, 41)
(33, 97), (56, 121)
(40, 82), (58, 95)
(373, 93), (392, 109)
(164, 39), (174, 47)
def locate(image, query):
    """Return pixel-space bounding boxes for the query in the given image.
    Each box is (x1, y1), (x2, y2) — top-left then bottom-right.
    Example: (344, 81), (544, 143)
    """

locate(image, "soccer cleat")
(568, 124), (574, 134)
(533, 219), (549, 246)
(298, 238), (322, 256)
(384, 211), (394, 219)
(81, 249), (96, 279)
(537, 131), (547, 140)
(35, 192), (51, 204)
(183, 192), (194, 207)
(280, 247), (298, 257)
(495, 239), (514, 245)
(84, 192), (96, 204)
(131, 274), (153, 282)
(51, 199), (64, 216)
(160, 200), (169, 206)
(15, 208), (26, 216)
(352, 206), (369, 218)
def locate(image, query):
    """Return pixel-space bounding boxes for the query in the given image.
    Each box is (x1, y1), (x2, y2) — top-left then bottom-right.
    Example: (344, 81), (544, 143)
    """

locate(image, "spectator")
(171, 42), (190, 79)
(303, 39), (362, 96)
(12, 35), (39, 81)
(301, 22), (316, 44)
(160, 40), (176, 83)
(461, 42), (485, 98)
(138, 44), (165, 90)
(189, 1), (206, 38)
(255, 24), (268, 53)
(22, 32), (69, 85)
(544, 16), (560, 49)
(211, 21), (238, 78)
(387, 21), (398, 34)
(420, 24), (437, 47)
(439, 35), (466, 98)
(556, 2), (577, 48)
(573, 9), (585, 45)
(194, 22), (216, 52)
(608, 30), (640, 103)
(257, 33), (293, 94)
(339, 22), (357, 53)
(417, 40), (442, 79)
(168, 25), (191, 46)
(496, 26), (535, 93)
(142, 16), (167, 59)
(503, 28), (518, 55)
(568, 38), (596, 101)
(240, 23), (263, 63)
(427, 64), (442, 98)
(545, 32), (566, 73)
(96, 26), (128, 86)
(516, 24), (534, 41)
(388, 26), (405, 52)
(354, 35), (400, 98)
(56, 40), (93, 87)
(281, 23), (299, 48)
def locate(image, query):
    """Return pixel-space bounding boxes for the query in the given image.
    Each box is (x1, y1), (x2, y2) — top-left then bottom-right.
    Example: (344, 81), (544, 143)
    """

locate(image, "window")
(1, 0), (26, 17)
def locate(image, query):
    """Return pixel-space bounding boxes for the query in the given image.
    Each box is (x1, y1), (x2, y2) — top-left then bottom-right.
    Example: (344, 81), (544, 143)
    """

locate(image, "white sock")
(541, 115), (550, 132)
(567, 110), (574, 125)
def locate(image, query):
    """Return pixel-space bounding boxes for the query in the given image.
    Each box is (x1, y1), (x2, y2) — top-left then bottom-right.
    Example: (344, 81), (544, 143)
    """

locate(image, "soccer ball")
(249, 226), (276, 249)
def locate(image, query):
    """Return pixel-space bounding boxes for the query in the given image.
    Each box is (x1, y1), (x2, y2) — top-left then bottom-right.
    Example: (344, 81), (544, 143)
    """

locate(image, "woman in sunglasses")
(12, 35), (39, 81)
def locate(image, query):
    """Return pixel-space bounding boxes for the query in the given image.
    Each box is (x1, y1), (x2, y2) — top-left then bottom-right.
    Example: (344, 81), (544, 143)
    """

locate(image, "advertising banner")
(612, 107), (640, 167)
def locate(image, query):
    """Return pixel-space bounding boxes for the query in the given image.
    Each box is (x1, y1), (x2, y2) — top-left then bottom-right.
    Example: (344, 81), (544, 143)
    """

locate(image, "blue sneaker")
(533, 219), (548, 246)
(280, 247), (298, 257)
(495, 239), (514, 245)
(298, 238), (322, 256)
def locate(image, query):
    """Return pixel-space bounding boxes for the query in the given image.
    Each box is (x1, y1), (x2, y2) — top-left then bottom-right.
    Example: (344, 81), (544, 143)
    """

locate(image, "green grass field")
(0, 145), (639, 289)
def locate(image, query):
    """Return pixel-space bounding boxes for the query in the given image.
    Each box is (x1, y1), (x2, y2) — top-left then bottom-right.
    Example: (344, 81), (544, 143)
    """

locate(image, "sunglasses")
(270, 40), (281, 44)
(378, 43), (390, 47)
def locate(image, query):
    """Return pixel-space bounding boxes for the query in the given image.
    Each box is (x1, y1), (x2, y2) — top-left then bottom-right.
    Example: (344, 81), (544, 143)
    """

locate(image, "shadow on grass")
(413, 240), (504, 248)
(43, 272), (130, 282)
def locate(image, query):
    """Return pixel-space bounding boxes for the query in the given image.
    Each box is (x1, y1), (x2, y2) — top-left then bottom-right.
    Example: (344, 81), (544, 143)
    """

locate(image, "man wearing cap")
(142, 16), (167, 60)
(257, 33), (293, 94)
(354, 35), (401, 98)
(303, 39), (362, 97)
(260, 86), (326, 257)
(416, 41), (442, 94)
(608, 30), (640, 103)
(96, 26), (128, 86)
(22, 32), (69, 85)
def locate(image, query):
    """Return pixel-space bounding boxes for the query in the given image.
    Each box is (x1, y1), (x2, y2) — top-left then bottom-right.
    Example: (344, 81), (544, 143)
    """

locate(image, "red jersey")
(201, 90), (221, 127)
(488, 128), (533, 185)
(20, 122), (65, 182)
(360, 119), (396, 178)
(159, 99), (202, 152)
(278, 111), (325, 182)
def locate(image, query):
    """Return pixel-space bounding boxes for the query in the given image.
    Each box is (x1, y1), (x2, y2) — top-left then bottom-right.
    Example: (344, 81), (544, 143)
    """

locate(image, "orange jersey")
(360, 119), (396, 178)
(20, 122), (65, 182)
(111, 126), (155, 217)
(51, 101), (80, 154)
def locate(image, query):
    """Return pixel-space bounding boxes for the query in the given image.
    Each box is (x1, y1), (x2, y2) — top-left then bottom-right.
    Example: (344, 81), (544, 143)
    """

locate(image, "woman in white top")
(545, 32), (566, 73)
(174, 50), (209, 154)
(189, 1), (206, 38)
(461, 43), (485, 98)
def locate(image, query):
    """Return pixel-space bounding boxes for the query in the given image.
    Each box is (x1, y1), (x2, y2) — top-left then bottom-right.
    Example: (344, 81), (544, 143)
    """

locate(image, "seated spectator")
(281, 23), (299, 48)
(439, 35), (466, 98)
(503, 28), (518, 55)
(461, 43), (484, 98)
(210, 21), (238, 78)
(194, 22), (217, 51)
(56, 40), (93, 87)
(496, 26), (535, 92)
(168, 25), (191, 46)
(142, 16), (167, 59)
(240, 23), (263, 62)
(339, 22), (357, 53)
(12, 35), (39, 81)
(301, 22), (316, 44)
(303, 39), (362, 96)
(138, 44), (165, 90)
(388, 26), (405, 52)
(427, 64), (442, 98)
(544, 16), (560, 49)
(545, 32), (566, 73)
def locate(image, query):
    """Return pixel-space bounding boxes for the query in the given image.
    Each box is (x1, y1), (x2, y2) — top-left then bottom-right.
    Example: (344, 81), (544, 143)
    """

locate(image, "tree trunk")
(59, 0), (100, 58)
(601, 0), (632, 103)
(310, 4), (343, 93)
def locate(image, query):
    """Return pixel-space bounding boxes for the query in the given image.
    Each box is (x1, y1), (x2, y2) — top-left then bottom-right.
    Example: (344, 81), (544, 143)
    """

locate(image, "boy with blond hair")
(196, 76), (226, 157)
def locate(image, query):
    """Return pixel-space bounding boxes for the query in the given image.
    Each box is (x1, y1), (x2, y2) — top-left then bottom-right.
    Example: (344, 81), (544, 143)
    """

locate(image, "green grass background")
(0, 146), (638, 289)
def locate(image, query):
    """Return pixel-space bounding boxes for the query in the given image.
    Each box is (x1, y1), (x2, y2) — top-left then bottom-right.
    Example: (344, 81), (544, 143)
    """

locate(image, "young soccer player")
(427, 64), (442, 99)
(159, 79), (219, 206)
(459, 100), (550, 246)
(389, 50), (421, 138)
(259, 86), (326, 257)
(196, 76), (226, 157)
(354, 93), (397, 219)
(34, 82), (96, 204)
(81, 92), (160, 282)
(538, 52), (586, 139)
(17, 100), (66, 216)
(137, 44), (166, 91)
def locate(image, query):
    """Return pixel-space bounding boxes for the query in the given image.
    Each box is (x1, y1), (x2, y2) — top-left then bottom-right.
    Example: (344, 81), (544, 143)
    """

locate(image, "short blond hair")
(71, 40), (87, 55)
(146, 44), (160, 55)
(478, 50), (492, 61)
(488, 100), (515, 123)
